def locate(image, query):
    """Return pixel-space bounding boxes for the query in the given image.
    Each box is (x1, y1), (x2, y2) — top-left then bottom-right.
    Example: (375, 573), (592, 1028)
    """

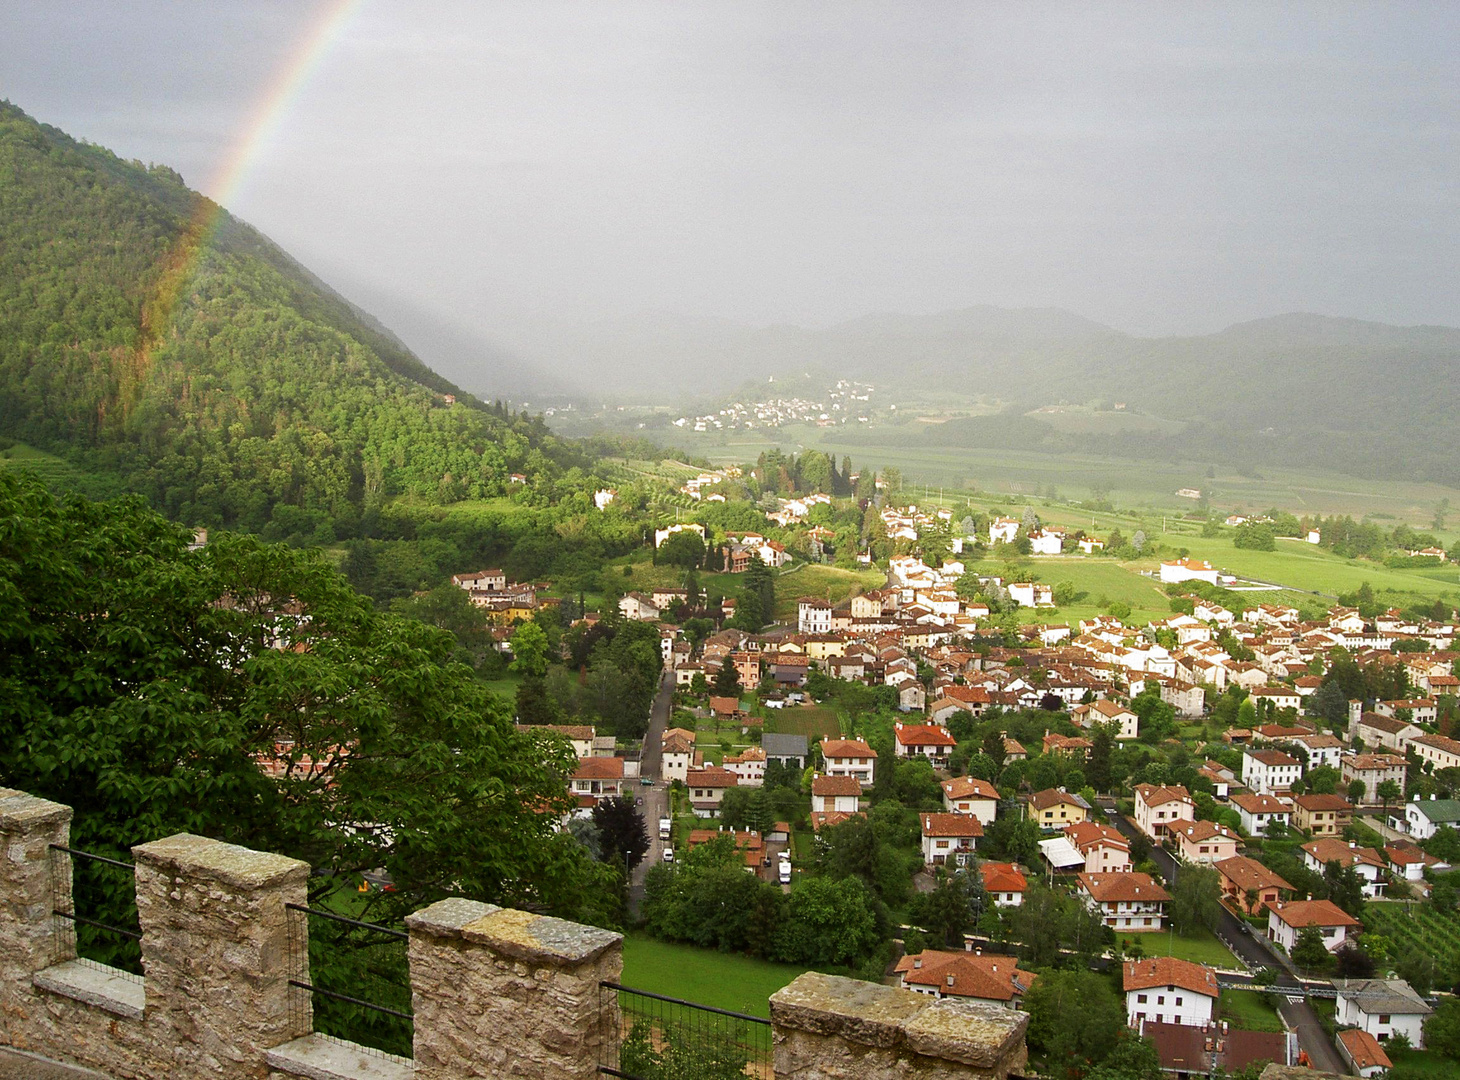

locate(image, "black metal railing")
(285, 901), (413, 1060)
(48, 843), (142, 971)
(598, 981), (772, 1079)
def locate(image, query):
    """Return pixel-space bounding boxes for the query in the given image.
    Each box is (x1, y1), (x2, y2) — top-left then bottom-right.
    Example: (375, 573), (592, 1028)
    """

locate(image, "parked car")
(662, 847), (674, 863)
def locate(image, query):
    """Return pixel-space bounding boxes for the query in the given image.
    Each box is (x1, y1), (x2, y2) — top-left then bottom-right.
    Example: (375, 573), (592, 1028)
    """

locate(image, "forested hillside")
(0, 101), (591, 539)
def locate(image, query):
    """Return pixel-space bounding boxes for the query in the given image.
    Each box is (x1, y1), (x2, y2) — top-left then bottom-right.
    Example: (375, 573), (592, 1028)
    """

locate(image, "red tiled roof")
(894, 950), (1036, 1002)
(941, 777), (1000, 801)
(1215, 855), (1293, 894)
(1122, 956), (1219, 997)
(687, 767), (739, 789)
(1265, 898), (1362, 929)
(980, 862), (1027, 893)
(1078, 872), (1170, 903)
(820, 738), (877, 759)
(811, 775), (863, 797)
(920, 813), (984, 838)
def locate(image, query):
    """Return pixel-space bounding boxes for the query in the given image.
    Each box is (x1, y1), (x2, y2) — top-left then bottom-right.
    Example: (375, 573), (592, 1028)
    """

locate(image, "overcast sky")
(4, 1), (1457, 354)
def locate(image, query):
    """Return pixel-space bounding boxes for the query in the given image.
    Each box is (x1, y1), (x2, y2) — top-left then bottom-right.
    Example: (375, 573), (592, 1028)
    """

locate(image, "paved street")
(1277, 998), (1347, 1074)
(627, 671), (675, 918)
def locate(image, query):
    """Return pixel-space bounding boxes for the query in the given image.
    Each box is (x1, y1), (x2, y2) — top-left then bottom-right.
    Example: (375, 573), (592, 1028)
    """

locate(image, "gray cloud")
(3, 1), (1457, 387)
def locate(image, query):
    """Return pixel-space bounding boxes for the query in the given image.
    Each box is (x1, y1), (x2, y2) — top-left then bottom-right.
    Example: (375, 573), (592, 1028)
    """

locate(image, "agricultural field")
(764, 704), (842, 743)
(656, 420), (1460, 527)
(1361, 902), (1460, 977)
(0, 440), (110, 494)
(619, 932), (806, 1019)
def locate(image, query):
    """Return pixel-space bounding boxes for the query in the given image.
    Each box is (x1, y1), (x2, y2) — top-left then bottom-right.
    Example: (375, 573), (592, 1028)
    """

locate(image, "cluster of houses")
(449, 568), (554, 625)
(674, 380), (874, 432)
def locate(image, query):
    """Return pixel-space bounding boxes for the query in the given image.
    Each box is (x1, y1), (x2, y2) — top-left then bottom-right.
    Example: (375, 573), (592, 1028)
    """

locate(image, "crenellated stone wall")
(3, 788), (1030, 1080)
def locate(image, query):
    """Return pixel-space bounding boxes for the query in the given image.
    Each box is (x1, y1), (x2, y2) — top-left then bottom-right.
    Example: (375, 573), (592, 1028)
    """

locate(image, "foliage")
(0, 473), (619, 979)
(1291, 925), (1335, 972)
(1425, 996), (1460, 1061)
(1024, 968), (1126, 1078)
(1170, 866), (1222, 933)
(592, 796), (651, 874)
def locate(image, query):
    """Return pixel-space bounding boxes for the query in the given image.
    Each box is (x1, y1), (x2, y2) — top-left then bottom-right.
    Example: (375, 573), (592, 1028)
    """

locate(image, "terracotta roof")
(1337, 1028), (1391, 1071)
(1230, 793), (1291, 815)
(1246, 749), (1300, 767)
(811, 775), (863, 797)
(920, 812), (984, 838)
(894, 950), (1037, 1002)
(1302, 839), (1384, 871)
(1122, 956), (1219, 997)
(709, 696), (742, 715)
(686, 767), (739, 789)
(941, 777), (1000, 801)
(1065, 821), (1129, 851)
(820, 738), (878, 759)
(1078, 871), (1170, 903)
(1174, 820), (1239, 845)
(896, 724), (957, 748)
(810, 810), (863, 830)
(1134, 783), (1193, 807)
(1028, 788), (1091, 812)
(1292, 794), (1351, 812)
(572, 757), (625, 780)
(1215, 855), (1293, 894)
(980, 862), (1027, 893)
(1265, 898), (1362, 929)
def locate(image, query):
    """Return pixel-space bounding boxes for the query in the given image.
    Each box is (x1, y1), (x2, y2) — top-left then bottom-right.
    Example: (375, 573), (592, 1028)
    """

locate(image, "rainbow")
(141, 0), (364, 350)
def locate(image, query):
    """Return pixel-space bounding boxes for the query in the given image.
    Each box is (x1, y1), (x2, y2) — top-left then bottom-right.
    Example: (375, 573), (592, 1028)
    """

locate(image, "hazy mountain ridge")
(0, 101), (587, 532)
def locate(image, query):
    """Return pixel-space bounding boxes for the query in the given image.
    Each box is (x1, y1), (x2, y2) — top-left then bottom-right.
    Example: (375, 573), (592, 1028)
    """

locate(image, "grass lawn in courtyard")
(1124, 926), (1238, 968)
(620, 932), (807, 1019)
(1384, 1050), (1459, 1077)
(479, 672), (523, 702)
(1218, 988), (1285, 1032)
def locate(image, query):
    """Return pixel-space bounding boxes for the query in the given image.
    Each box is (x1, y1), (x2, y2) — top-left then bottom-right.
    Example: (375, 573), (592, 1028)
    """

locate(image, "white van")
(658, 818), (671, 841)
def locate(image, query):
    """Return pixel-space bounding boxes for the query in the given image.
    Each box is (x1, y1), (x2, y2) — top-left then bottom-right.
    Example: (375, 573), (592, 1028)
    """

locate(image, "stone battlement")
(2, 787), (1027, 1079)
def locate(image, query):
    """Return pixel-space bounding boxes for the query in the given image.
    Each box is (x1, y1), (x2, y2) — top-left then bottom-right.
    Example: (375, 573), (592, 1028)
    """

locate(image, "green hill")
(0, 101), (584, 537)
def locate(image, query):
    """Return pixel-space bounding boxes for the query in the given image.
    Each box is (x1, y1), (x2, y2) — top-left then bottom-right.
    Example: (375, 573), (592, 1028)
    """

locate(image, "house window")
(1137, 994), (1148, 1004)
(1157, 996), (1165, 1005)
(1378, 1015), (1390, 1024)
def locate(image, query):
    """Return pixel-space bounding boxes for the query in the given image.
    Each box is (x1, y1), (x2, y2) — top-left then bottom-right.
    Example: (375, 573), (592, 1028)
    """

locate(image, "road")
(627, 671), (675, 918)
(1277, 998), (1347, 1074)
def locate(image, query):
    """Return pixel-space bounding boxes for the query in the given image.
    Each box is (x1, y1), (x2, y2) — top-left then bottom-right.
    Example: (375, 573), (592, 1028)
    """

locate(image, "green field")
(771, 563), (885, 621)
(620, 932), (807, 1018)
(480, 673), (524, 703)
(1382, 1050), (1459, 1077)
(0, 440), (108, 493)
(649, 421), (1460, 527)
(1124, 926), (1239, 968)
(1361, 902), (1460, 978)
(1218, 988), (1286, 1033)
(765, 704), (842, 743)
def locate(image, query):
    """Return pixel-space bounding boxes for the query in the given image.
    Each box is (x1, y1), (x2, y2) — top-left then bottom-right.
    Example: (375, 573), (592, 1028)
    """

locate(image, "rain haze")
(4, 1), (1457, 397)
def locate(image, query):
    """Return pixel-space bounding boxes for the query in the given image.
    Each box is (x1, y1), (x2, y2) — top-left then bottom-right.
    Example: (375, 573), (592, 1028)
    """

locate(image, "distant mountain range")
(492, 305), (1460, 484)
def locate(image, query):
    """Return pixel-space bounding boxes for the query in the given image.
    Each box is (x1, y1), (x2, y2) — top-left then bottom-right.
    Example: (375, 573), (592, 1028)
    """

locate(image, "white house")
(1028, 529), (1063, 555)
(811, 774), (862, 816)
(920, 812), (982, 867)
(895, 950), (1038, 1006)
(1265, 899), (1361, 953)
(820, 738), (877, 786)
(659, 729), (695, 784)
(1008, 582), (1054, 608)
(1072, 698), (1139, 740)
(722, 745), (766, 787)
(1065, 821), (1132, 874)
(1159, 559), (1220, 586)
(1291, 732), (1344, 771)
(1077, 872), (1170, 932)
(1241, 749), (1303, 795)
(1133, 784), (1195, 841)
(797, 598), (832, 635)
(1123, 957), (1218, 1029)
(618, 592), (662, 621)
(989, 518), (1020, 544)
(1301, 839), (1387, 898)
(1410, 734), (1460, 775)
(940, 777), (1000, 825)
(569, 757), (625, 808)
(980, 862), (1028, 907)
(1231, 793), (1292, 836)
(1334, 979), (1432, 1049)
(1397, 795), (1460, 839)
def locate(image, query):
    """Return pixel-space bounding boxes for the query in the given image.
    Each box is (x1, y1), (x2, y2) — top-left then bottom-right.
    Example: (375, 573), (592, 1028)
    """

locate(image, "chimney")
(946, 974), (955, 988)
(913, 958), (922, 969)
(975, 947), (982, 955)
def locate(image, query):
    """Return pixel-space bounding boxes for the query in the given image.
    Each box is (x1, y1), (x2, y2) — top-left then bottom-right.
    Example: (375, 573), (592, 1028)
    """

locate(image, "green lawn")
(1124, 926), (1239, 968)
(1219, 988), (1285, 1033)
(620, 932), (807, 1018)
(771, 563), (885, 621)
(1385, 1050), (1460, 1077)
(479, 672), (523, 702)
(765, 704), (841, 742)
